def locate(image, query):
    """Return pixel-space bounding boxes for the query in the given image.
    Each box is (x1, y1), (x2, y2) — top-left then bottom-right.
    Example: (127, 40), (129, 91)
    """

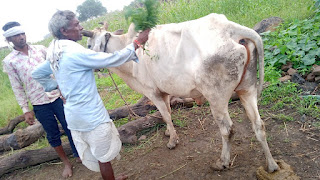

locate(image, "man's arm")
(3, 61), (35, 125)
(3, 61), (30, 113)
(31, 60), (58, 92)
(73, 28), (151, 70)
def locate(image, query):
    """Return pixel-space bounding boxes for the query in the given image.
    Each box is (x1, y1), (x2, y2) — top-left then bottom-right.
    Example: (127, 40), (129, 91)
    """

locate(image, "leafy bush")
(262, 4), (320, 74)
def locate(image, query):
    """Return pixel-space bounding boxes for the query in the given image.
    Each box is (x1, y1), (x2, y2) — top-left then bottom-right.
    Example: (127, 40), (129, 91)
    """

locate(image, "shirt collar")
(11, 44), (31, 55)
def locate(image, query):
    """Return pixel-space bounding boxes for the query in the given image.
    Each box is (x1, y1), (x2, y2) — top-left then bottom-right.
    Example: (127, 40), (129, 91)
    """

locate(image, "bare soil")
(1, 92), (320, 180)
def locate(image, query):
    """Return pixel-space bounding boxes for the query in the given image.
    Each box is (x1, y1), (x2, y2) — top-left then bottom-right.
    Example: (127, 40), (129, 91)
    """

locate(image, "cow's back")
(135, 13), (248, 97)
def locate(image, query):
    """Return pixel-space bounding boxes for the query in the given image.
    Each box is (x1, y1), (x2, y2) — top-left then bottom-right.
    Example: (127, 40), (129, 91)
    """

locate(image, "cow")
(82, 13), (279, 172)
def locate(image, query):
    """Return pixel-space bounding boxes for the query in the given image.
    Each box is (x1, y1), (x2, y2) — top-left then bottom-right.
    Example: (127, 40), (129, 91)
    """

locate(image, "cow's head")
(81, 22), (138, 53)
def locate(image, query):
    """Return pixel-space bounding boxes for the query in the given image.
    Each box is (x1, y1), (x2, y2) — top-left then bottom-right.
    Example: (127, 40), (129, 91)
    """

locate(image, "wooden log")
(118, 111), (164, 144)
(0, 96), (195, 152)
(109, 96), (157, 120)
(0, 142), (72, 176)
(0, 96), (196, 174)
(0, 122), (45, 152)
(109, 96), (195, 120)
(0, 114), (25, 135)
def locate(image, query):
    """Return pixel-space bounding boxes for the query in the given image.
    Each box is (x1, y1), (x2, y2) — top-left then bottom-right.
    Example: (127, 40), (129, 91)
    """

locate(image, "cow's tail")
(229, 22), (264, 98)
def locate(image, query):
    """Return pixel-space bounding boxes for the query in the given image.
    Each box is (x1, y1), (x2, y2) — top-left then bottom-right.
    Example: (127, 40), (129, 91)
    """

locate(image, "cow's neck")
(106, 33), (137, 76)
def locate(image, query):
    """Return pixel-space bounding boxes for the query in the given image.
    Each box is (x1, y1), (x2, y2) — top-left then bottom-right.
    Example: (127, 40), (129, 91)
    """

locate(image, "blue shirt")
(32, 40), (138, 131)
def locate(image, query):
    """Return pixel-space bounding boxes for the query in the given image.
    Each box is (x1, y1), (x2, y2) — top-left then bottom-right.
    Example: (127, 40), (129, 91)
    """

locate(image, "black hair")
(2, 22), (21, 31)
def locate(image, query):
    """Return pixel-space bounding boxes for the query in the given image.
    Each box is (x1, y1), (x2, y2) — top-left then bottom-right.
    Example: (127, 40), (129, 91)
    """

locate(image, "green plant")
(261, 82), (300, 106)
(264, 65), (281, 83)
(297, 95), (320, 119)
(124, 0), (160, 31)
(273, 113), (294, 122)
(261, 7), (320, 74)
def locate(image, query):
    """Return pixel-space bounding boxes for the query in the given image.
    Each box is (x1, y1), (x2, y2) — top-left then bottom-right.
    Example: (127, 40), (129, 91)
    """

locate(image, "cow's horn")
(81, 30), (94, 37)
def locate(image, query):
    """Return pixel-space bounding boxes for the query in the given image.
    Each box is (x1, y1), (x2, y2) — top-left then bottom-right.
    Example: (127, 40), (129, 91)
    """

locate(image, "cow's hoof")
(267, 160), (280, 173)
(210, 160), (229, 171)
(166, 138), (179, 149)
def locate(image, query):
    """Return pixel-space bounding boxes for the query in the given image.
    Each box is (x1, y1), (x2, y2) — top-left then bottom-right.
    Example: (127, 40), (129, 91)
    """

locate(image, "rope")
(102, 32), (140, 119)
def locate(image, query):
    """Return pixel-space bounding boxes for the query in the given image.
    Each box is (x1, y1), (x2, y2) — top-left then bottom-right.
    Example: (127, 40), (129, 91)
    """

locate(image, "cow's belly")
(146, 61), (202, 98)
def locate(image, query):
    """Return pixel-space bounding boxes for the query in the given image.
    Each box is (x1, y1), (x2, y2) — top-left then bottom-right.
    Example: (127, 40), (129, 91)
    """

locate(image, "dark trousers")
(33, 98), (79, 157)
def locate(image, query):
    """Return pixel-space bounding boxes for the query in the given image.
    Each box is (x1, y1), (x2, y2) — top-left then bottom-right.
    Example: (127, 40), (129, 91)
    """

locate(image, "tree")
(76, 0), (107, 22)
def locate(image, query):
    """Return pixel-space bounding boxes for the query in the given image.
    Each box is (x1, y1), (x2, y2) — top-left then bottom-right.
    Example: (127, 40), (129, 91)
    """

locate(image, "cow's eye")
(88, 45), (91, 49)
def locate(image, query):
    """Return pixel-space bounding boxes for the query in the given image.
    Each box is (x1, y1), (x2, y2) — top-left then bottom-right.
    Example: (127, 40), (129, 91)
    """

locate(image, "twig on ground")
(294, 150), (318, 157)
(306, 136), (319, 141)
(283, 122), (289, 136)
(157, 162), (187, 179)
(198, 118), (205, 131)
(230, 154), (238, 167)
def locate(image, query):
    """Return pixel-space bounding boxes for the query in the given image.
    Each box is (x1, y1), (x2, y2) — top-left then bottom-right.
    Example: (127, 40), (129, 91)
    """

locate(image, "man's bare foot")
(115, 174), (128, 180)
(62, 164), (73, 178)
(75, 157), (82, 163)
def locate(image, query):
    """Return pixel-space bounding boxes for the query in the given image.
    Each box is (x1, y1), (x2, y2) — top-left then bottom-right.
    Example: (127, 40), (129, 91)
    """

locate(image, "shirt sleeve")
(3, 60), (30, 113)
(31, 60), (58, 92)
(73, 43), (139, 70)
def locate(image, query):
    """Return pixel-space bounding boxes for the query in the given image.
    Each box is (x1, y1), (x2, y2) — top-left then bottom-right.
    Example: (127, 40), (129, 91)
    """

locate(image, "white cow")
(82, 13), (279, 172)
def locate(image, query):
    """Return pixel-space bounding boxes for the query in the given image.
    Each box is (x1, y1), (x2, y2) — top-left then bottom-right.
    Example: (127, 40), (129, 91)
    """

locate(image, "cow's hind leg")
(207, 97), (234, 170)
(237, 88), (279, 172)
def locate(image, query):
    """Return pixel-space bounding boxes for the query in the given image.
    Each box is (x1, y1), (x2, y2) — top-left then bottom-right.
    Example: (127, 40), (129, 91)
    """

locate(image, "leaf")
(293, 50), (305, 57)
(286, 41), (298, 50)
(273, 48), (280, 56)
(279, 45), (287, 54)
(277, 54), (287, 64)
(302, 55), (315, 66)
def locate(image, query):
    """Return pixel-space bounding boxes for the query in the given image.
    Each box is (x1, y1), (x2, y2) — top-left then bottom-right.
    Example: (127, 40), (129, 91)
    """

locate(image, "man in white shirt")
(32, 10), (150, 180)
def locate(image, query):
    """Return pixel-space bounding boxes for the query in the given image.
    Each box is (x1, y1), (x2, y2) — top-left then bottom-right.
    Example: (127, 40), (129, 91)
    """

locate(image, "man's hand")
(57, 85), (66, 104)
(24, 111), (35, 125)
(134, 28), (151, 49)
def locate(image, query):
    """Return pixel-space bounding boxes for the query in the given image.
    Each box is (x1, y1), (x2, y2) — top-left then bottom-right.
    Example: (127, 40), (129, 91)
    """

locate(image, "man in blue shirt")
(32, 10), (149, 180)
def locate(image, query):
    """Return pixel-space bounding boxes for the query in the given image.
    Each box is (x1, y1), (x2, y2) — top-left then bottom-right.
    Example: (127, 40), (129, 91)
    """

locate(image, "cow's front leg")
(209, 104), (234, 170)
(149, 94), (179, 149)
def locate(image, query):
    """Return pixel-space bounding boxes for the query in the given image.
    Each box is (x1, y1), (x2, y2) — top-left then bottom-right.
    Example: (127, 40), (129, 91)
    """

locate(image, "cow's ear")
(113, 29), (124, 35)
(127, 23), (137, 39)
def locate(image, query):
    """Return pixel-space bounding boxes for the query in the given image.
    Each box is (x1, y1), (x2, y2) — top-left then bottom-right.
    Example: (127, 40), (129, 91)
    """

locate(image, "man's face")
(62, 18), (83, 41)
(7, 33), (27, 49)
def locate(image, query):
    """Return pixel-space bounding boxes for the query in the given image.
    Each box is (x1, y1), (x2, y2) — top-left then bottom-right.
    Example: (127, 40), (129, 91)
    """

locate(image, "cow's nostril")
(88, 45), (91, 49)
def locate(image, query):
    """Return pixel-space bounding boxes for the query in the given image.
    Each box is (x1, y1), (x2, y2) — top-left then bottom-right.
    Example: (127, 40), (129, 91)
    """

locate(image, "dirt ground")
(1, 96), (319, 180)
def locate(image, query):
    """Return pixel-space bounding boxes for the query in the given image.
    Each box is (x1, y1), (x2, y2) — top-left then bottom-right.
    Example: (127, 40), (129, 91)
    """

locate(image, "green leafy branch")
(124, 0), (160, 31)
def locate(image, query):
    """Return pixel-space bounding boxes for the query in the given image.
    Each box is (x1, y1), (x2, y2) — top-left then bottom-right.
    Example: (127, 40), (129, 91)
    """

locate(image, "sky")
(0, 0), (134, 47)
